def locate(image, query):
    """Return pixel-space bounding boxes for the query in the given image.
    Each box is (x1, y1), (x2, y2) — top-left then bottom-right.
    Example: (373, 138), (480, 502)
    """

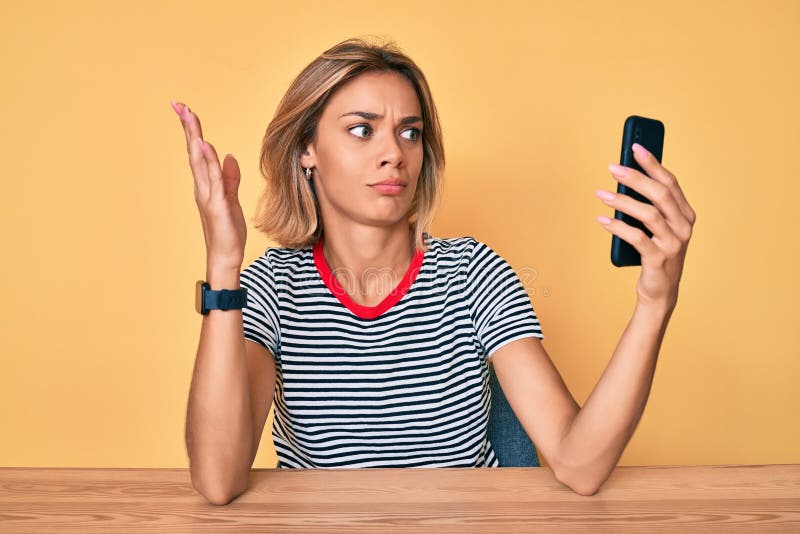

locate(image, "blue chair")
(487, 360), (540, 467)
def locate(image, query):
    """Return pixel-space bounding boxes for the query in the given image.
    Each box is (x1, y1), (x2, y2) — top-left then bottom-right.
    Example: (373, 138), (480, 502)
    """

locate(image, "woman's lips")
(369, 184), (406, 194)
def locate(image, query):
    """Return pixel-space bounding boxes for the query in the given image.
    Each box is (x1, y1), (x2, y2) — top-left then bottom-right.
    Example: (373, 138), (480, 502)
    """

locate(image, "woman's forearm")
(557, 301), (673, 495)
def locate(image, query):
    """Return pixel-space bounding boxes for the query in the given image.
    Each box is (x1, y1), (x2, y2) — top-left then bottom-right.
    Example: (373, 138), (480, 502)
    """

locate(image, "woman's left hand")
(595, 143), (696, 312)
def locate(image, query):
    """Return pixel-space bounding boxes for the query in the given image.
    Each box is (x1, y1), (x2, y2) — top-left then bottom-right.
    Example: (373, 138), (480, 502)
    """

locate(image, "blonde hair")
(252, 36), (445, 252)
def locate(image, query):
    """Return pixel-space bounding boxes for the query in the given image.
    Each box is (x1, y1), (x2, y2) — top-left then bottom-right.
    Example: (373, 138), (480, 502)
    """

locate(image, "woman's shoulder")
(423, 235), (489, 281)
(426, 233), (491, 259)
(247, 235), (494, 269)
(426, 235), (517, 280)
(263, 243), (312, 264)
(426, 233), (478, 251)
(242, 243), (312, 277)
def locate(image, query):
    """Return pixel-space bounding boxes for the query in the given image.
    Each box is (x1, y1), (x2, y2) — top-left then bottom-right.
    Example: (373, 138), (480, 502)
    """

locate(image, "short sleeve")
(465, 239), (544, 358)
(239, 252), (280, 360)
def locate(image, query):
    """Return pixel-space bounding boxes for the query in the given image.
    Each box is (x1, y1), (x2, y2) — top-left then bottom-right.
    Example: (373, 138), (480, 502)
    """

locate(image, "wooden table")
(1, 464), (798, 532)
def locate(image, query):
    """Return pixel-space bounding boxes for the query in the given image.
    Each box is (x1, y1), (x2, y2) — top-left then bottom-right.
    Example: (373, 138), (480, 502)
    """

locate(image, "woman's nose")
(377, 131), (403, 167)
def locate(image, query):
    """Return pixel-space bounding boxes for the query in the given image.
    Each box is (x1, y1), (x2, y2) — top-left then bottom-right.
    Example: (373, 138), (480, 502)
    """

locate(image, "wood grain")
(0, 464), (798, 533)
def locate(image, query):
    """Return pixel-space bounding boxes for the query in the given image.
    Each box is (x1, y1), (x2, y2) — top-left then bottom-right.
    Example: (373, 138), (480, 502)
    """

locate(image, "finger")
(597, 215), (662, 261)
(175, 103), (210, 198)
(173, 101), (193, 150)
(596, 189), (683, 254)
(608, 164), (692, 240)
(184, 105), (205, 144)
(173, 102), (205, 154)
(631, 143), (696, 224)
(200, 140), (225, 200)
(190, 137), (210, 201)
(221, 154), (242, 199)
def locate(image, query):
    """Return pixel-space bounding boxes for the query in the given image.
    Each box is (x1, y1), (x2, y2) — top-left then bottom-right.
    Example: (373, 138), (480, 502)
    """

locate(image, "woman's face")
(301, 70), (424, 231)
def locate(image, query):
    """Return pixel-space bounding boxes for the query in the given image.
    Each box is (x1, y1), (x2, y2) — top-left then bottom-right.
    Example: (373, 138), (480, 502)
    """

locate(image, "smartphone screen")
(610, 115), (665, 267)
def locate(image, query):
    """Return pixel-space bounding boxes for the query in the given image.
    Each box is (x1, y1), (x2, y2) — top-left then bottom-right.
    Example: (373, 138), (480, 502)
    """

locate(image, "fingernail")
(170, 100), (181, 116)
(596, 189), (615, 201)
(597, 215), (612, 225)
(632, 143), (648, 154)
(608, 163), (626, 174)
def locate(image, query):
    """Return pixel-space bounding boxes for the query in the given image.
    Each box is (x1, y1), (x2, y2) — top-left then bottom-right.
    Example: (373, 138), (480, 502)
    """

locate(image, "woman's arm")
(491, 302), (670, 496)
(493, 142), (694, 495)
(553, 301), (672, 494)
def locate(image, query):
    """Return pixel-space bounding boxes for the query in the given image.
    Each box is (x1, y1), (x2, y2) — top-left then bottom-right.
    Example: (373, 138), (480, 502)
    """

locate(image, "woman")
(176, 37), (695, 504)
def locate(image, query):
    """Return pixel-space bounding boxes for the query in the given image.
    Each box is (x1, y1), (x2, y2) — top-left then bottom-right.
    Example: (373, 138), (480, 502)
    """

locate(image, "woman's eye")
(401, 128), (421, 141)
(349, 125), (371, 138)
(349, 125), (422, 141)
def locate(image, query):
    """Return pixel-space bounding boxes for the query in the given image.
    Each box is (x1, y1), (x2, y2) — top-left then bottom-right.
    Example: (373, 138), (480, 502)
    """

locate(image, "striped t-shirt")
(239, 233), (544, 468)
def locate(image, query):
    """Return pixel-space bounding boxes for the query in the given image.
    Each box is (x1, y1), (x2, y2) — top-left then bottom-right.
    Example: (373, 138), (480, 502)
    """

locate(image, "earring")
(305, 167), (312, 180)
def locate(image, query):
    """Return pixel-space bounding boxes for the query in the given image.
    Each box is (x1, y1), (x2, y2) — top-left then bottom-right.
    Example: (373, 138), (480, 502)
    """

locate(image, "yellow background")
(1, 0), (798, 469)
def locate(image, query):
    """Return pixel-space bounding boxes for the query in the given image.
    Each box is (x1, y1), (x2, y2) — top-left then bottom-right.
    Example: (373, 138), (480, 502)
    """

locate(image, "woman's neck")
(320, 226), (415, 307)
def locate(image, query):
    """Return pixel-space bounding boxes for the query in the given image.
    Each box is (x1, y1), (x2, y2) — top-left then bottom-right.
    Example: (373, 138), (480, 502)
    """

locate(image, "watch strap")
(205, 287), (248, 312)
(197, 279), (248, 315)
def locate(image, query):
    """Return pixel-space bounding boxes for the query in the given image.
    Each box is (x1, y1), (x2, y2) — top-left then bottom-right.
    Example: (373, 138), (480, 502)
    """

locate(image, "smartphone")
(610, 115), (665, 267)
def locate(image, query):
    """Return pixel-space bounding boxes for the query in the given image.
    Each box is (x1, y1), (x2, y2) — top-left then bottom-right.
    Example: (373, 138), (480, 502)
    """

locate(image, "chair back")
(487, 360), (540, 467)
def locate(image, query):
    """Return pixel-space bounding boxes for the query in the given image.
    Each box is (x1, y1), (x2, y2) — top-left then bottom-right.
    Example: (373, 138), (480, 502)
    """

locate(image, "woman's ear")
(300, 142), (317, 170)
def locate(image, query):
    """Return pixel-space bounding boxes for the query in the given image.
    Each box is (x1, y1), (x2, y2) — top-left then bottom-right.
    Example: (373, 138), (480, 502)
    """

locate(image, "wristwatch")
(195, 280), (248, 315)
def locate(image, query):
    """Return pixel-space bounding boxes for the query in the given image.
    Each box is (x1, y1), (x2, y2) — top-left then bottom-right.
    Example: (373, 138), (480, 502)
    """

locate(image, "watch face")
(195, 280), (208, 314)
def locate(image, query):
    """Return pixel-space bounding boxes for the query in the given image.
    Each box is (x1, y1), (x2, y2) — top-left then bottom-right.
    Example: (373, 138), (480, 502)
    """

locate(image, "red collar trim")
(313, 234), (425, 320)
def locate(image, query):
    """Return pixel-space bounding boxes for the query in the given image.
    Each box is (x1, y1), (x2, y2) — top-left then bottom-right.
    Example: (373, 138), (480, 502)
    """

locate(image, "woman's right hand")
(172, 101), (247, 273)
